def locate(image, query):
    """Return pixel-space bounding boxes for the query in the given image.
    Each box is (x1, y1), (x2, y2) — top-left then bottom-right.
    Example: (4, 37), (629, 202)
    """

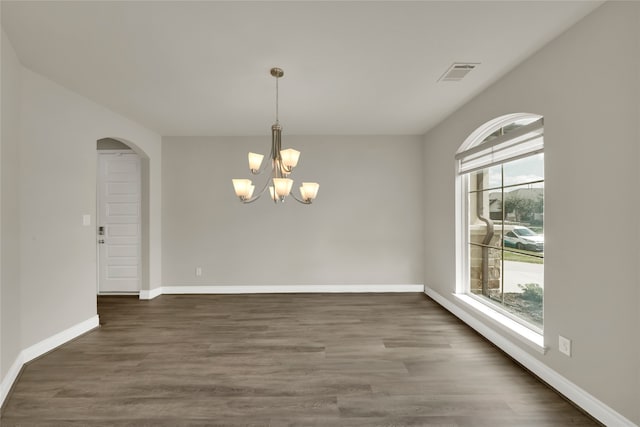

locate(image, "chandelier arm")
(270, 133), (277, 163)
(275, 158), (288, 180)
(250, 160), (269, 175)
(290, 191), (311, 205)
(261, 158), (271, 174)
(274, 127), (282, 161)
(273, 128), (294, 176)
(245, 174), (273, 203)
(238, 171), (275, 203)
(240, 193), (262, 204)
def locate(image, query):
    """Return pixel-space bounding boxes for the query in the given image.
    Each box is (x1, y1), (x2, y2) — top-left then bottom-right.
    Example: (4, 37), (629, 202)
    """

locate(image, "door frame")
(96, 149), (142, 295)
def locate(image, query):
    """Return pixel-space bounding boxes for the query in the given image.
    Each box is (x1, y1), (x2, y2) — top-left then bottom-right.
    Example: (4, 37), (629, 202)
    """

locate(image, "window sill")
(454, 293), (547, 354)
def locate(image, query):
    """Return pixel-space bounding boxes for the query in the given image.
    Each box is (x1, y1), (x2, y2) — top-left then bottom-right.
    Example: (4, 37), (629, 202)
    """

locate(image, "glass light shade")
(269, 186), (276, 201)
(300, 182), (320, 201)
(280, 148), (300, 168)
(247, 185), (255, 199)
(273, 178), (293, 197)
(232, 179), (253, 198)
(248, 152), (264, 172)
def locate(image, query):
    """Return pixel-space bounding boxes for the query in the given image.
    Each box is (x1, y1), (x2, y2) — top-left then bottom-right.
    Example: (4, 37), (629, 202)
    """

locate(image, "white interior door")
(98, 152), (141, 293)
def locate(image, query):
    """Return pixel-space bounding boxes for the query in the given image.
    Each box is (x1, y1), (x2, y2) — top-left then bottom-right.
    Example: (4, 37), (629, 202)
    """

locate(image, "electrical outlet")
(559, 335), (571, 357)
(195, 267), (202, 277)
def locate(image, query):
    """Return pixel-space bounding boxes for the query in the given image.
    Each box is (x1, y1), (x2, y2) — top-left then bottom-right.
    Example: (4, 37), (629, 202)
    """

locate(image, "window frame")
(455, 113), (545, 350)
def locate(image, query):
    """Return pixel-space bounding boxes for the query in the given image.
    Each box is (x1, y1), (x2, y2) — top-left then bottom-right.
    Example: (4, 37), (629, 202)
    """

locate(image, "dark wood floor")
(2, 293), (597, 426)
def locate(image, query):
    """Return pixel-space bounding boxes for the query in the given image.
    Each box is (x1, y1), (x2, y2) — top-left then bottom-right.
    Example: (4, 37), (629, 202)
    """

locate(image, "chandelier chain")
(275, 75), (279, 124)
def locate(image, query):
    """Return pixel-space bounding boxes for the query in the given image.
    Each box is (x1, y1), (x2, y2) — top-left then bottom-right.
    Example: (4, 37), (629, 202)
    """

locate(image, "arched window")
(457, 114), (544, 333)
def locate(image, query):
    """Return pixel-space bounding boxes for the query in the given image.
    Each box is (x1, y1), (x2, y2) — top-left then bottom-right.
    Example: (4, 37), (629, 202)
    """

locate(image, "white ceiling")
(2, 1), (603, 136)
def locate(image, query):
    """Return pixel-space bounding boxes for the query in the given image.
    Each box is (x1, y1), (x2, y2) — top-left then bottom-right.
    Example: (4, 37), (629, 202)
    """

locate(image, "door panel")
(98, 152), (141, 293)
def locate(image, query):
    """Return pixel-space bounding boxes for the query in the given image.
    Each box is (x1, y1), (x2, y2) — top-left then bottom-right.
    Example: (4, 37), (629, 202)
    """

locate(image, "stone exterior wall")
(469, 224), (502, 293)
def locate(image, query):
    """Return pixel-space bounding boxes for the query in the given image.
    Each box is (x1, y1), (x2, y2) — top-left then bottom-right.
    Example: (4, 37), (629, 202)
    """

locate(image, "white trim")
(144, 284), (424, 297)
(0, 315), (99, 408)
(96, 149), (135, 154)
(457, 113), (542, 154)
(98, 292), (139, 296)
(454, 293), (545, 352)
(139, 286), (162, 300)
(424, 286), (636, 427)
(21, 316), (99, 362)
(455, 117), (543, 160)
(0, 355), (24, 410)
(454, 165), (468, 295)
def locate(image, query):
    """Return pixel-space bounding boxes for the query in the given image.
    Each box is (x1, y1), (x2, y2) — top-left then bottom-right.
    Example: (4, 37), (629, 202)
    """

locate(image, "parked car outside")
(503, 226), (544, 252)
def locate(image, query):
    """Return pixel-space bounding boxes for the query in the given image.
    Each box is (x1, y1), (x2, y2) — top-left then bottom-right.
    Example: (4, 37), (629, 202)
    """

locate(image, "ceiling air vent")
(438, 63), (479, 82)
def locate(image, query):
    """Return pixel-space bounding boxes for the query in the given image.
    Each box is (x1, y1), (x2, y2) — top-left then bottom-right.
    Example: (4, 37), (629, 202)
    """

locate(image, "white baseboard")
(0, 354), (24, 410)
(0, 315), (99, 408)
(98, 292), (139, 296)
(139, 286), (162, 300)
(424, 286), (636, 427)
(21, 316), (100, 362)
(146, 284), (424, 297)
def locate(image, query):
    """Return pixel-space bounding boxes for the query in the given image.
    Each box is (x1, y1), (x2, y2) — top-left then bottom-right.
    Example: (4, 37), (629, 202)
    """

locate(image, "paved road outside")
(503, 260), (543, 293)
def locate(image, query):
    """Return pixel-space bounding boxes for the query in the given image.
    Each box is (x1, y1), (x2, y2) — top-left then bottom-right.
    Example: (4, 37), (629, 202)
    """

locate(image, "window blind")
(456, 118), (544, 175)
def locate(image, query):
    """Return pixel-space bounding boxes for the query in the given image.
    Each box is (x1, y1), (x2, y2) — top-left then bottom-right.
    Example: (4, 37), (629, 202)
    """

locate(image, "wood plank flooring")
(2, 293), (598, 426)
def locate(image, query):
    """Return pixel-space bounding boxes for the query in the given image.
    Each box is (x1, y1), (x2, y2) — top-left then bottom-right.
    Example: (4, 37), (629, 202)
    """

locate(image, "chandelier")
(232, 67), (319, 204)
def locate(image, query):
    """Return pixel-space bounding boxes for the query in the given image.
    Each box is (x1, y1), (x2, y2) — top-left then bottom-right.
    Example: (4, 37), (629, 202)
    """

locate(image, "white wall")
(16, 68), (162, 349)
(423, 2), (639, 424)
(0, 29), (22, 382)
(162, 135), (424, 287)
